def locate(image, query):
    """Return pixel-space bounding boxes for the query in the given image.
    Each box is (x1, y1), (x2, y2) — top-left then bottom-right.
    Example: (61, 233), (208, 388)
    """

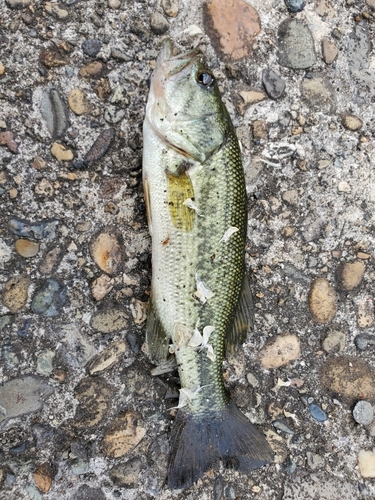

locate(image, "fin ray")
(145, 298), (169, 365)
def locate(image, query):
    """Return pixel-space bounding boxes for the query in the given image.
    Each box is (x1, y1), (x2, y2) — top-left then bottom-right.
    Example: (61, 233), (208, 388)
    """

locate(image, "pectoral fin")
(166, 162), (195, 232)
(226, 273), (255, 356)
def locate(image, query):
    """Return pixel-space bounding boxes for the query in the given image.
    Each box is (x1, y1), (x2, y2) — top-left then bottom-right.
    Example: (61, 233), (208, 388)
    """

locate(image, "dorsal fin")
(225, 273), (255, 356)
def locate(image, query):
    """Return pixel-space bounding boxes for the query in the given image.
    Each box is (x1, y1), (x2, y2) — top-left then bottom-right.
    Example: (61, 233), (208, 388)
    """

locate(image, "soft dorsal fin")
(225, 273), (255, 356)
(145, 297), (170, 365)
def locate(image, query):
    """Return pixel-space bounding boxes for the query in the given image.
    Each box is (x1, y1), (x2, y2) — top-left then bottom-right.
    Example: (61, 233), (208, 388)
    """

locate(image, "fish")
(142, 38), (273, 490)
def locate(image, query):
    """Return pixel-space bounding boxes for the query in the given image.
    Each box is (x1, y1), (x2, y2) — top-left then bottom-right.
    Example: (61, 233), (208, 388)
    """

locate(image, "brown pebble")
(259, 334), (300, 369)
(94, 78), (111, 100)
(39, 244), (64, 275)
(68, 88), (90, 115)
(161, 0), (179, 17)
(252, 119), (267, 139)
(79, 61), (106, 78)
(0, 131), (19, 153)
(321, 37), (338, 64)
(102, 411), (146, 458)
(236, 88), (267, 114)
(357, 252), (371, 259)
(84, 128), (115, 168)
(74, 377), (112, 428)
(331, 250), (341, 258)
(90, 231), (122, 274)
(203, 0), (261, 62)
(308, 278), (337, 323)
(15, 239), (40, 258)
(2, 275), (30, 313)
(51, 142), (74, 161)
(33, 463), (53, 494)
(357, 298), (374, 328)
(91, 274), (114, 301)
(341, 114), (362, 131)
(31, 156), (47, 170)
(282, 226), (295, 237)
(40, 45), (69, 67)
(339, 261), (365, 290)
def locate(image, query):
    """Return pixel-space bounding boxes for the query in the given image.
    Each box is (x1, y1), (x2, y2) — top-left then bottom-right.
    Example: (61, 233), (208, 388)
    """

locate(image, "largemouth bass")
(143, 39), (273, 489)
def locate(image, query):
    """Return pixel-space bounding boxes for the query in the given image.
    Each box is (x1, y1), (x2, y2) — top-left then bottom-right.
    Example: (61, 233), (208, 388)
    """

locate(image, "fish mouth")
(158, 38), (201, 78)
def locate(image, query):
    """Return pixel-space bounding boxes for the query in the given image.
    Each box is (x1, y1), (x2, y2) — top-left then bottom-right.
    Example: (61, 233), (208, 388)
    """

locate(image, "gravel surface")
(1, 0), (375, 498)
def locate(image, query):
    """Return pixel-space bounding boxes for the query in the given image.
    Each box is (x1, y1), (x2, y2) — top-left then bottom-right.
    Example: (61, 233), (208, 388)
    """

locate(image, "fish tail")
(168, 400), (273, 489)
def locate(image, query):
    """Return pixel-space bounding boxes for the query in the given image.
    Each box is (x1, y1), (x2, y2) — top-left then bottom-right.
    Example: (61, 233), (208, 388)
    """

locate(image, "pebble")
(353, 401), (374, 426)
(358, 450), (375, 478)
(82, 39), (102, 57)
(357, 252), (371, 260)
(357, 298), (374, 328)
(45, 2), (69, 20)
(322, 330), (346, 353)
(79, 61), (105, 78)
(284, 0), (305, 11)
(68, 88), (90, 115)
(308, 278), (337, 323)
(40, 44), (70, 68)
(111, 48), (132, 62)
(203, 0), (261, 62)
(339, 261), (365, 290)
(278, 19), (316, 69)
(341, 114), (362, 131)
(39, 244), (64, 274)
(337, 180), (351, 193)
(252, 120), (267, 139)
(0, 314), (13, 331)
(84, 128), (115, 167)
(306, 452), (324, 470)
(5, 0), (31, 7)
(0, 376), (53, 424)
(31, 278), (67, 317)
(150, 12), (169, 35)
(316, 0), (335, 18)
(58, 323), (96, 367)
(282, 189), (298, 205)
(108, 0), (121, 8)
(262, 68), (285, 99)
(91, 274), (114, 301)
(236, 88), (267, 114)
(72, 485), (106, 500)
(32, 463), (53, 494)
(161, 0), (179, 17)
(109, 457), (144, 487)
(41, 88), (69, 139)
(130, 299), (148, 324)
(273, 419), (294, 434)
(0, 63), (5, 75)
(104, 105), (125, 124)
(90, 231), (122, 274)
(301, 75), (336, 114)
(2, 275), (30, 313)
(90, 308), (128, 333)
(9, 217), (59, 240)
(74, 377), (112, 428)
(51, 142), (74, 161)
(0, 130), (19, 153)
(87, 340), (127, 375)
(37, 350), (55, 376)
(309, 403), (328, 422)
(102, 411), (146, 458)
(259, 334), (300, 369)
(320, 356), (375, 403)
(31, 156), (47, 170)
(321, 38), (338, 64)
(354, 334), (375, 351)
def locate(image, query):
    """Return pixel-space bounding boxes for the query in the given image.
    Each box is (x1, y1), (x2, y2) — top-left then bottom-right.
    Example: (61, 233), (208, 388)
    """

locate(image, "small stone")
(252, 120), (267, 139)
(278, 19), (316, 69)
(90, 308), (128, 333)
(51, 142), (74, 161)
(301, 75), (336, 114)
(15, 239), (40, 257)
(5, 0), (31, 8)
(68, 88), (90, 115)
(259, 334), (300, 369)
(161, 0), (179, 17)
(308, 278), (337, 323)
(282, 189), (298, 205)
(91, 274), (114, 301)
(0, 63), (4, 75)
(9, 188), (18, 199)
(306, 452), (325, 470)
(40, 44), (70, 68)
(72, 485), (106, 500)
(262, 68), (285, 99)
(0, 131), (19, 153)
(321, 38), (338, 64)
(273, 419), (294, 434)
(316, 0), (335, 18)
(339, 261), (365, 290)
(79, 61), (105, 78)
(87, 340), (127, 375)
(317, 159), (331, 170)
(282, 226), (295, 237)
(31, 156), (47, 170)
(110, 457), (144, 487)
(358, 450), (375, 478)
(309, 403), (328, 422)
(90, 231), (122, 274)
(104, 105), (125, 124)
(82, 39), (102, 57)
(74, 377), (112, 428)
(37, 350), (55, 376)
(39, 244), (64, 274)
(150, 12), (169, 35)
(203, 0), (261, 62)
(366, 0), (375, 8)
(33, 463), (53, 494)
(84, 128), (115, 167)
(108, 0), (121, 8)
(35, 178), (54, 197)
(2, 275), (30, 313)
(0, 376), (53, 424)
(9, 217), (59, 240)
(130, 299), (148, 324)
(41, 88), (69, 139)
(0, 315), (13, 331)
(111, 48), (132, 62)
(102, 411), (146, 458)
(322, 330), (346, 353)
(31, 278), (67, 317)
(337, 180), (351, 193)
(341, 114), (362, 131)
(353, 401), (374, 426)
(58, 323), (96, 368)
(45, 2), (69, 19)
(320, 356), (375, 403)
(246, 372), (259, 387)
(236, 88), (267, 114)
(357, 298), (374, 328)
(357, 252), (371, 260)
(284, 0), (305, 12)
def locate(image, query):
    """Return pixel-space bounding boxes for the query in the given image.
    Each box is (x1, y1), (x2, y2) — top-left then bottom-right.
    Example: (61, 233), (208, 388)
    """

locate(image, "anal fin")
(226, 272), (255, 356)
(145, 298), (170, 365)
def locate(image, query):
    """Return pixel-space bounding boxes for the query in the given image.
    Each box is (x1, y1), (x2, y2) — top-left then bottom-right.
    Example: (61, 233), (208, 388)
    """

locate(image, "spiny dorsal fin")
(166, 162), (195, 232)
(145, 297), (170, 365)
(226, 273), (255, 356)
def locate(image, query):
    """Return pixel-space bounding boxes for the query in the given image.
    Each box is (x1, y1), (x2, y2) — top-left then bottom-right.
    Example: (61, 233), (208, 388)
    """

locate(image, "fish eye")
(197, 72), (214, 87)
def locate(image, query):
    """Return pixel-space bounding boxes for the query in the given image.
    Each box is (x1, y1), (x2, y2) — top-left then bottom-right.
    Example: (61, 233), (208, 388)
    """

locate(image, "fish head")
(146, 39), (231, 163)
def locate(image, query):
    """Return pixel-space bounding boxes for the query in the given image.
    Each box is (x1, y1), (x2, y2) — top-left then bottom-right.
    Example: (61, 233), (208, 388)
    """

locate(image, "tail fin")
(168, 400), (273, 489)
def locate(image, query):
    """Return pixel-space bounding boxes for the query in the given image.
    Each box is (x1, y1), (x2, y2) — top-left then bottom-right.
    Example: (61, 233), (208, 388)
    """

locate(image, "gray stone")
(284, 0), (305, 13)
(31, 278), (67, 317)
(262, 68), (285, 99)
(82, 39), (102, 57)
(0, 376), (53, 424)
(109, 457), (144, 487)
(5, 0), (31, 8)
(306, 452), (324, 470)
(9, 217), (59, 240)
(90, 308), (128, 333)
(72, 485), (106, 500)
(0, 315), (13, 331)
(104, 105), (125, 124)
(111, 48), (132, 62)
(347, 21), (375, 101)
(41, 87), (69, 139)
(36, 350), (55, 375)
(278, 19), (316, 69)
(301, 74), (336, 114)
(353, 401), (374, 426)
(57, 323), (97, 368)
(150, 12), (169, 35)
